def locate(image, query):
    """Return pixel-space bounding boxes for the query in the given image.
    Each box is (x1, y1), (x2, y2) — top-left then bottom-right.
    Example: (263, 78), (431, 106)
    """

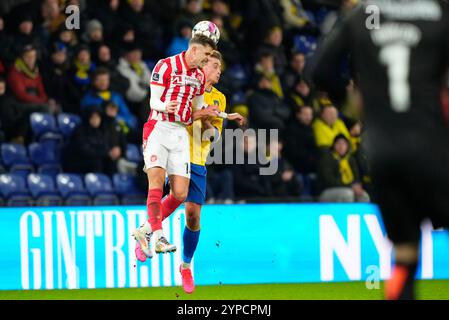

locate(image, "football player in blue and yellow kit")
(178, 50), (245, 293)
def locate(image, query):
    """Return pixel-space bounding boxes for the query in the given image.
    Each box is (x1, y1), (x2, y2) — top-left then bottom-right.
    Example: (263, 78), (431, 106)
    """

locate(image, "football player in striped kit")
(132, 35), (220, 257)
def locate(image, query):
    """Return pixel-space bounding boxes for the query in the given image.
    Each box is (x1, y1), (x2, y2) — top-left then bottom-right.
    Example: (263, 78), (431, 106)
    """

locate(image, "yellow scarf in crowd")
(15, 58), (39, 79)
(333, 152), (354, 185)
(98, 90), (111, 101)
(74, 59), (92, 81)
(131, 62), (143, 77)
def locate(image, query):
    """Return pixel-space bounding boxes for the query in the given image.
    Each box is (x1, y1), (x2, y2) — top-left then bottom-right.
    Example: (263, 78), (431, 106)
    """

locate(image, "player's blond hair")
(209, 50), (222, 63)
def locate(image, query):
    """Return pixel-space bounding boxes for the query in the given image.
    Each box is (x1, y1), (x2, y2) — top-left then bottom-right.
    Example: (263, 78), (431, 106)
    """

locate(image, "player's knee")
(171, 188), (188, 201)
(186, 213), (200, 230)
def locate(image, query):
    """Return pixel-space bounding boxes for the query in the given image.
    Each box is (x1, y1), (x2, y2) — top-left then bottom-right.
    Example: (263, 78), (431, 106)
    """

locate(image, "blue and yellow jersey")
(187, 86), (226, 166)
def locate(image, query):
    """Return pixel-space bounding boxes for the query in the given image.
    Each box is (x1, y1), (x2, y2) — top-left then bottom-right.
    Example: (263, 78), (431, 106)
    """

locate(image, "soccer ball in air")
(192, 20), (220, 45)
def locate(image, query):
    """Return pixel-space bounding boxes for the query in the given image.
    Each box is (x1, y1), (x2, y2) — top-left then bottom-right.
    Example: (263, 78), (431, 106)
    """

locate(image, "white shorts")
(142, 121), (190, 178)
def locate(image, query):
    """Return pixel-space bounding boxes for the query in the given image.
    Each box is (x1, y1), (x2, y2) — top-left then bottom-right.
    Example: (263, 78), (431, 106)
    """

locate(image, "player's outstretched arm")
(227, 112), (246, 126)
(192, 105), (221, 121)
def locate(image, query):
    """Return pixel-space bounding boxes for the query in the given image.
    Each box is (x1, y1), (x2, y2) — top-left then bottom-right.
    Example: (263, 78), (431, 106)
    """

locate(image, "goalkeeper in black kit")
(310, 0), (449, 300)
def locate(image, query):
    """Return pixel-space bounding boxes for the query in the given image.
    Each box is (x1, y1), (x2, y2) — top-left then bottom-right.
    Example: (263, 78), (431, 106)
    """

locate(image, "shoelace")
(159, 236), (170, 245)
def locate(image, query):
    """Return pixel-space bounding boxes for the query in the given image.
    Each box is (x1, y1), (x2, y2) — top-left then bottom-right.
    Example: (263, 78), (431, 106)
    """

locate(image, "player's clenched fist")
(203, 104), (220, 117)
(227, 113), (246, 126)
(165, 100), (179, 113)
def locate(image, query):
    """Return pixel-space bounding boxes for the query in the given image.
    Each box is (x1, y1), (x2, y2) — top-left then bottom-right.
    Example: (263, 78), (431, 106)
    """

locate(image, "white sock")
(153, 229), (163, 241)
(141, 221), (152, 234)
(181, 262), (191, 269)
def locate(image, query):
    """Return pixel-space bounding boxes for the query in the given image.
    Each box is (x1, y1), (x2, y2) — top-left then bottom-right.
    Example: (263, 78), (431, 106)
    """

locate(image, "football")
(192, 20), (220, 45)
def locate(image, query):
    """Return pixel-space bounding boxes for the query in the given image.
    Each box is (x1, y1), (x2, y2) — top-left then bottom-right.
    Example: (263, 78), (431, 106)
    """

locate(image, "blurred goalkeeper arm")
(308, 13), (353, 106)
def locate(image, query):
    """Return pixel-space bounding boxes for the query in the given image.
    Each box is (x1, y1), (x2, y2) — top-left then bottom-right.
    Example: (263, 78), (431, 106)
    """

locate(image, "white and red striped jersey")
(147, 51), (206, 125)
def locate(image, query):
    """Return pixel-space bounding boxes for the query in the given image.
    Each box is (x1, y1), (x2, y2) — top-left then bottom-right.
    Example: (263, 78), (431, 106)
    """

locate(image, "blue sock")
(182, 227), (200, 264)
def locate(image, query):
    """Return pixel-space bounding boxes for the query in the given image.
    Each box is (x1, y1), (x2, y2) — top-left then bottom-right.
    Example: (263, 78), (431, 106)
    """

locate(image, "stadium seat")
(28, 141), (62, 179)
(30, 113), (63, 142)
(0, 174), (34, 207)
(57, 113), (81, 139)
(231, 90), (247, 106)
(297, 173), (318, 202)
(1, 143), (34, 178)
(113, 173), (146, 205)
(294, 35), (318, 56)
(314, 7), (329, 26)
(228, 64), (248, 89)
(84, 173), (119, 206)
(0, 196), (4, 207)
(56, 173), (91, 206)
(29, 141), (61, 165)
(37, 165), (62, 180)
(27, 173), (63, 207)
(126, 144), (143, 163)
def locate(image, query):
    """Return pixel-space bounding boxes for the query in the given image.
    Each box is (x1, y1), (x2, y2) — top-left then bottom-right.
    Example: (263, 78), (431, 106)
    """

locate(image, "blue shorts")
(186, 163), (207, 205)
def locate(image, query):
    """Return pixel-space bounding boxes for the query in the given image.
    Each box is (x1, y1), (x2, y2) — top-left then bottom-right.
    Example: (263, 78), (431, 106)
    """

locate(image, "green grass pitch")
(0, 280), (448, 300)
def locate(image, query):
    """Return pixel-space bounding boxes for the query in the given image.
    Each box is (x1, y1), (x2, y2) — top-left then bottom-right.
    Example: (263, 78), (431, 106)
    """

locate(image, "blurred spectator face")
(52, 50), (67, 65)
(60, 30), (74, 43)
(90, 28), (103, 42)
(259, 55), (274, 72)
(19, 21), (33, 35)
(350, 122), (362, 137)
(129, 0), (144, 12)
(291, 53), (305, 73)
(321, 105), (338, 126)
(22, 49), (37, 70)
(0, 80), (5, 95)
(180, 25), (192, 39)
(77, 49), (91, 65)
(334, 138), (349, 157)
(203, 56), (221, 85)
(269, 140), (283, 159)
(0, 17), (4, 31)
(211, 0), (229, 16)
(42, 0), (61, 19)
(258, 77), (272, 90)
(211, 16), (224, 32)
(94, 73), (110, 91)
(105, 103), (119, 118)
(297, 106), (313, 126)
(126, 49), (142, 64)
(186, 0), (202, 14)
(295, 80), (310, 97)
(110, 0), (120, 10)
(89, 112), (102, 128)
(98, 45), (111, 63)
(243, 135), (257, 154)
(267, 28), (282, 47)
(123, 30), (135, 42)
